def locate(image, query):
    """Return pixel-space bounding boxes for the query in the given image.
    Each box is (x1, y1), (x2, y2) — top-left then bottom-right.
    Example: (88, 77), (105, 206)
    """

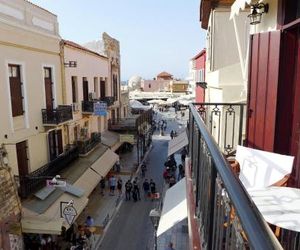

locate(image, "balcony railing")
(194, 102), (246, 154)
(17, 145), (79, 198)
(77, 132), (101, 155)
(108, 117), (137, 131)
(188, 103), (282, 249)
(42, 105), (73, 125)
(100, 96), (115, 107)
(81, 100), (95, 113)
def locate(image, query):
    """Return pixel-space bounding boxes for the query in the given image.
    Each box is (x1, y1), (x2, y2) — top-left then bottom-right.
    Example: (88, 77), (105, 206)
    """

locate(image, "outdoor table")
(248, 186), (300, 232)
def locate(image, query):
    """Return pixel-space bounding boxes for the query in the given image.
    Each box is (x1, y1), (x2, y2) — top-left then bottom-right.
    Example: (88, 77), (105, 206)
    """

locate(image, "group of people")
(100, 175), (123, 196)
(152, 119), (167, 131)
(163, 150), (187, 188)
(125, 177), (157, 202)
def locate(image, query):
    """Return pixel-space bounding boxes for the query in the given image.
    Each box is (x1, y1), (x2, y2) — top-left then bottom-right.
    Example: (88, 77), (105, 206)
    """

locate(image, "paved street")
(98, 112), (182, 250)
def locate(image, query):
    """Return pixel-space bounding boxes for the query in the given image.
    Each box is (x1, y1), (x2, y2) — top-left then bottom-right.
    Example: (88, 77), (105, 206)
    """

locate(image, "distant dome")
(128, 76), (142, 89)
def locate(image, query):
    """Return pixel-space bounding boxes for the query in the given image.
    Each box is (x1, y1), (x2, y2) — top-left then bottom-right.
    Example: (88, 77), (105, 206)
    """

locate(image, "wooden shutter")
(100, 80), (106, 98)
(246, 31), (281, 151)
(9, 65), (23, 117)
(72, 77), (77, 103)
(83, 80), (89, 101)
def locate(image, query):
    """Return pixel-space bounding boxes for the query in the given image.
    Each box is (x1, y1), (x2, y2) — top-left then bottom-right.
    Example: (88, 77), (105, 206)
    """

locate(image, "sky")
(30, 0), (206, 81)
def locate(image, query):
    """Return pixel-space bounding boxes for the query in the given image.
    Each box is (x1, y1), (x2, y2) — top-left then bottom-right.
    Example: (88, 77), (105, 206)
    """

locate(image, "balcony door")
(48, 129), (63, 161)
(83, 79), (89, 101)
(16, 141), (29, 198)
(44, 67), (53, 110)
(100, 80), (106, 98)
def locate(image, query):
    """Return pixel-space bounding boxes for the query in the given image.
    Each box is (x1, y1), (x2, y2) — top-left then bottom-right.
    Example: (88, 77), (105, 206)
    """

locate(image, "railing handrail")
(189, 103), (283, 250)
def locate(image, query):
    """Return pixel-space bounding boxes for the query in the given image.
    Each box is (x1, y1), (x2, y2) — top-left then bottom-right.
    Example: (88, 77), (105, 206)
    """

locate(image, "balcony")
(108, 117), (137, 131)
(99, 96), (115, 107)
(17, 145), (79, 198)
(76, 132), (101, 155)
(187, 103), (289, 249)
(81, 100), (95, 114)
(41, 105), (73, 125)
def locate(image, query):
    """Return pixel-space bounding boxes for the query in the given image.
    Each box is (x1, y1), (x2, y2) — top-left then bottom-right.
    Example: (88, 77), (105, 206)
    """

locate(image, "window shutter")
(10, 78), (24, 117)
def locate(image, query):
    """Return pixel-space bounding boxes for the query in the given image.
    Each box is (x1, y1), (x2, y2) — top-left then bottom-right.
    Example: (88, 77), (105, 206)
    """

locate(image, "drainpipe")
(59, 41), (67, 104)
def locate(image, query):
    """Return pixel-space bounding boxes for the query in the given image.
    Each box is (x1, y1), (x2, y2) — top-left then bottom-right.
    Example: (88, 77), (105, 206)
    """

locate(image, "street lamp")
(149, 208), (161, 250)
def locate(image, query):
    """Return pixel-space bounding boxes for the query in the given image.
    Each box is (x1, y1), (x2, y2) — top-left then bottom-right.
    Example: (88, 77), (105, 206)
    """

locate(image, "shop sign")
(120, 134), (135, 144)
(46, 178), (66, 187)
(62, 201), (77, 225)
(94, 102), (107, 116)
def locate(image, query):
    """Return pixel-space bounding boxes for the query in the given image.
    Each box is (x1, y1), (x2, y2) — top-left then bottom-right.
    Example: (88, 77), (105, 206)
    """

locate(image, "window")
(71, 76), (78, 103)
(149, 84), (151, 89)
(9, 64), (24, 117)
(113, 74), (118, 100)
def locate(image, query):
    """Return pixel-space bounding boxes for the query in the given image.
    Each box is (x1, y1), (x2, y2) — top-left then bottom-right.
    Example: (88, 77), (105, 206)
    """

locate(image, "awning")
(21, 218), (65, 235)
(230, 0), (251, 19)
(168, 131), (188, 156)
(91, 149), (119, 176)
(157, 177), (187, 236)
(22, 194), (89, 232)
(101, 130), (121, 149)
(73, 168), (101, 197)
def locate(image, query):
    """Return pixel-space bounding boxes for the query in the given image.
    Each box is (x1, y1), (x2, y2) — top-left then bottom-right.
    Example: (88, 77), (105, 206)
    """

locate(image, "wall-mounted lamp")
(248, 2), (269, 25)
(64, 61), (77, 68)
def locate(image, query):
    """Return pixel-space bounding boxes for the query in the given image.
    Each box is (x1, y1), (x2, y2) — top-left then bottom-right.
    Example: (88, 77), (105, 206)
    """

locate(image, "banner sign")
(94, 102), (107, 116)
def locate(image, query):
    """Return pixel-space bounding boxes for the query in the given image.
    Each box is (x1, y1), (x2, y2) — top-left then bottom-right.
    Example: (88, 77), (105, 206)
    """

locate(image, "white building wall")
(0, 0), (62, 175)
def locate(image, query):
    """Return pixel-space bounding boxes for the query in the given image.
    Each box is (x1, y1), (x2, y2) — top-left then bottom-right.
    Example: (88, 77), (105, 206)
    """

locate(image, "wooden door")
(56, 129), (63, 155)
(44, 68), (53, 110)
(246, 31), (281, 151)
(48, 130), (57, 161)
(83, 80), (89, 101)
(16, 141), (28, 177)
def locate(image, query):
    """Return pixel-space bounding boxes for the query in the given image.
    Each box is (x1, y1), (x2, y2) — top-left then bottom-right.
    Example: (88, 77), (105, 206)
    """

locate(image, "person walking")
(125, 180), (132, 201)
(133, 180), (141, 201)
(109, 175), (116, 196)
(100, 176), (105, 196)
(165, 242), (175, 250)
(117, 177), (123, 196)
(149, 179), (156, 201)
(141, 163), (147, 178)
(170, 130), (174, 140)
(142, 178), (150, 200)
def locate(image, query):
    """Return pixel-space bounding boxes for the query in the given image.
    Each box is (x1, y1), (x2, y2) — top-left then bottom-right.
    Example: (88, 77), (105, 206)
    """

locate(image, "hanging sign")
(94, 102), (107, 116)
(62, 201), (77, 225)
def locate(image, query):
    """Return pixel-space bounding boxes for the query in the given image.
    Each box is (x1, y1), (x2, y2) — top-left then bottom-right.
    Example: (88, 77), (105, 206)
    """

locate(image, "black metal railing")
(188, 103), (282, 249)
(42, 105), (73, 125)
(194, 102), (246, 155)
(81, 100), (95, 113)
(77, 132), (101, 155)
(100, 96), (115, 107)
(18, 145), (79, 198)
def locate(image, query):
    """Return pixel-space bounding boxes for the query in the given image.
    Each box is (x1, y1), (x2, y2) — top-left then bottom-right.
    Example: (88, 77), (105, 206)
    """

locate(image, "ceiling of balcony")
(200, 0), (236, 29)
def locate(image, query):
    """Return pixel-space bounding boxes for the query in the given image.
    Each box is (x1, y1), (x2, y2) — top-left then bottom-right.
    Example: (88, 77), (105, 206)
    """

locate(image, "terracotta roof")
(25, 1), (57, 16)
(191, 49), (206, 60)
(62, 40), (108, 59)
(157, 71), (173, 77)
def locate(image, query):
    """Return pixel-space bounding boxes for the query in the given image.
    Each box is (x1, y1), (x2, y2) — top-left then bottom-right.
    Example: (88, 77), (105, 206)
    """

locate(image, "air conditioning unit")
(89, 92), (96, 100)
(72, 103), (80, 112)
